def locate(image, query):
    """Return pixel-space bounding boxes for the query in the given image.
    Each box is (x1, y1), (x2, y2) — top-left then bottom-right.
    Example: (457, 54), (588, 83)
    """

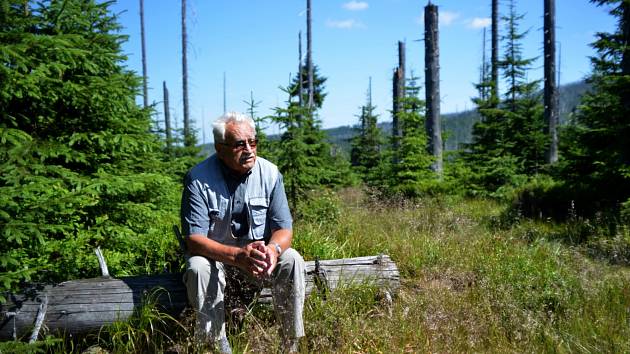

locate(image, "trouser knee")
(183, 256), (225, 310)
(275, 248), (305, 279)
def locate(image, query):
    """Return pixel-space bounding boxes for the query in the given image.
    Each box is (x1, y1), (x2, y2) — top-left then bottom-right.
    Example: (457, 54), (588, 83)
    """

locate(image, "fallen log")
(1, 255), (399, 341)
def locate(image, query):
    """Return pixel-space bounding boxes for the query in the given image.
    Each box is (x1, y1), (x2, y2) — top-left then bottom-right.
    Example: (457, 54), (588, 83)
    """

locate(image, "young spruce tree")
(465, 0), (545, 196)
(351, 80), (383, 180)
(559, 0), (630, 214)
(272, 66), (354, 213)
(380, 75), (435, 197)
(0, 0), (180, 300)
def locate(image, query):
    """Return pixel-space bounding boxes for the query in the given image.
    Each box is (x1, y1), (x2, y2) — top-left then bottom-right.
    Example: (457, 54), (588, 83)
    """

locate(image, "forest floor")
(236, 188), (630, 353)
(7, 187), (629, 353)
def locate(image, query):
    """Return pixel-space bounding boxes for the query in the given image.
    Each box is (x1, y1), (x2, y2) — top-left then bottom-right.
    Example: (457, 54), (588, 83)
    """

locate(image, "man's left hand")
(263, 243), (280, 276)
(251, 242), (279, 277)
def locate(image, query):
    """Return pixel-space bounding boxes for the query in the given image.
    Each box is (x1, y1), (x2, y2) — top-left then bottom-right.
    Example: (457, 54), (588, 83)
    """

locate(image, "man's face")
(216, 122), (257, 175)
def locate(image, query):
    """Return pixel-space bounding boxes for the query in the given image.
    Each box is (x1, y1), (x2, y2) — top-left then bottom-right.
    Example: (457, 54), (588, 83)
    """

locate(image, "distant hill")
(199, 142), (215, 157)
(198, 80), (591, 156)
(324, 80), (591, 153)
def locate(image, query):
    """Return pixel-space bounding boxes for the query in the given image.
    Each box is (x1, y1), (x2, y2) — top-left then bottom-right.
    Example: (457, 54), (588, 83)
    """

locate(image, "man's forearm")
(268, 228), (293, 255)
(186, 234), (243, 266)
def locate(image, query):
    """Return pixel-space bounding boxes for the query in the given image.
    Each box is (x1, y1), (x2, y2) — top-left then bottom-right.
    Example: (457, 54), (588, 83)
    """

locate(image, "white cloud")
(326, 19), (365, 29)
(343, 1), (369, 11)
(440, 11), (460, 26)
(467, 17), (491, 29)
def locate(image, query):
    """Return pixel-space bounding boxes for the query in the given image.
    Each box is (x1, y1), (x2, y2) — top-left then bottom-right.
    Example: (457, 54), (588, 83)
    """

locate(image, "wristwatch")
(269, 242), (282, 256)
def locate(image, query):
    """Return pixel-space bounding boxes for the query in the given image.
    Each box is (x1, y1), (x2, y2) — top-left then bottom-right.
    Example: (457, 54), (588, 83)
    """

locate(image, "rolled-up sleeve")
(180, 173), (210, 237)
(268, 173), (293, 231)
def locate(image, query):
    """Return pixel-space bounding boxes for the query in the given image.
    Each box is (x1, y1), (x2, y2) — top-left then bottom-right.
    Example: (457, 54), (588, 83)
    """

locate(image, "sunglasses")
(220, 138), (258, 151)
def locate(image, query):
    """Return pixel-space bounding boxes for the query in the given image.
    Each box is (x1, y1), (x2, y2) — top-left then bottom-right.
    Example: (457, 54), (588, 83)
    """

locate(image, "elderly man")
(180, 112), (305, 353)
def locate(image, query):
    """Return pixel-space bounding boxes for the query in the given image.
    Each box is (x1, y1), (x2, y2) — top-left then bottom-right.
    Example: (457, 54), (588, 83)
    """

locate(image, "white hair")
(212, 112), (256, 143)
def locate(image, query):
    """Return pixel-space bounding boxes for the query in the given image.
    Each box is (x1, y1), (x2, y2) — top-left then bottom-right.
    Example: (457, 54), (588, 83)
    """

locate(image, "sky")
(109, 0), (616, 143)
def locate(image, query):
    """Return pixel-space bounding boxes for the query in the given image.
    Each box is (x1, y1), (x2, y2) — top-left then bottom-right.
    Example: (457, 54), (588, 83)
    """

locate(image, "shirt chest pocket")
(205, 191), (229, 233)
(249, 197), (268, 239)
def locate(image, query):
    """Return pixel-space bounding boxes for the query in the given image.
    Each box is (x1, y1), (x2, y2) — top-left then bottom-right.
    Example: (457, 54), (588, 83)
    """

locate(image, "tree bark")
(163, 81), (172, 153)
(398, 40), (406, 113)
(392, 41), (405, 163)
(544, 0), (558, 163)
(181, 0), (191, 146)
(622, 1), (630, 76)
(392, 68), (400, 162)
(481, 27), (488, 100)
(306, 0), (314, 110)
(1, 255), (400, 340)
(424, 3), (443, 175)
(491, 0), (499, 106)
(140, 0), (148, 109)
(299, 31), (303, 108)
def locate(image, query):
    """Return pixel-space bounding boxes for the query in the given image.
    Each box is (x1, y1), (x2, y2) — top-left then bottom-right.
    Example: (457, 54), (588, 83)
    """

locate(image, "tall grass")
(11, 187), (629, 353)
(281, 188), (629, 353)
(95, 288), (189, 353)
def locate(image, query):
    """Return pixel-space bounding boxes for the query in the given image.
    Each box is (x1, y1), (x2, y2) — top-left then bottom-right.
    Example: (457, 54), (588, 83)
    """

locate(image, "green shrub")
(621, 198), (630, 226)
(296, 189), (341, 225)
(507, 175), (567, 220)
(292, 225), (347, 260)
(0, 1), (186, 301)
(463, 155), (528, 199)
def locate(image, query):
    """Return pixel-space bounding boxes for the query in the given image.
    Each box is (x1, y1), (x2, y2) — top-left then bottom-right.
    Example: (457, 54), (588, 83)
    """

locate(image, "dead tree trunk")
(140, 0), (148, 109)
(424, 3), (443, 175)
(306, 0), (314, 110)
(621, 1), (630, 111)
(398, 40), (406, 114)
(163, 81), (172, 153)
(392, 68), (401, 162)
(181, 0), (191, 146)
(623, 1), (630, 75)
(481, 27), (488, 100)
(544, 0), (558, 164)
(1, 255), (399, 341)
(392, 41), (405, 163)
(298, 31), (304, 108)
(491, 0), (499, 106)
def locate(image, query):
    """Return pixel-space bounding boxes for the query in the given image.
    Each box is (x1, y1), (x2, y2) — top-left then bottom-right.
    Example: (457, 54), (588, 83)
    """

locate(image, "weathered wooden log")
(1, 255), (399, 340)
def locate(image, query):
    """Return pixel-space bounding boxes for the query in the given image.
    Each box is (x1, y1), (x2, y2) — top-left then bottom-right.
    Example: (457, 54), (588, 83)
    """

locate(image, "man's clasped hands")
(236, 241), (278, 278)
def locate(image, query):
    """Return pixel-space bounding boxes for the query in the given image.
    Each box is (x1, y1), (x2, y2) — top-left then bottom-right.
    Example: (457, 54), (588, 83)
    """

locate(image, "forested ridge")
(313, 79), (591, 154)
(201, 79), (589, 160)
(1, 0), (629, 352)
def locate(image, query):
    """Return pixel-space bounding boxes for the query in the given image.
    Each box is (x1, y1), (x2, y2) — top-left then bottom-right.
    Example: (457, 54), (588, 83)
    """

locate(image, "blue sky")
(110, 0), (615, 143)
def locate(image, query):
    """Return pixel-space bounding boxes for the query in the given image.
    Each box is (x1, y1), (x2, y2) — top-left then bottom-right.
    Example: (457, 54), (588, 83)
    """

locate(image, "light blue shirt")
(181, 155), (292, 247)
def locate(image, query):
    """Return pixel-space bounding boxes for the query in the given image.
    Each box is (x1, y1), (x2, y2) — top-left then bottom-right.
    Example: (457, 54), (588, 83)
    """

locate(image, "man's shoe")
(215, 336), (232, 354)
(283, 338), (299, 354)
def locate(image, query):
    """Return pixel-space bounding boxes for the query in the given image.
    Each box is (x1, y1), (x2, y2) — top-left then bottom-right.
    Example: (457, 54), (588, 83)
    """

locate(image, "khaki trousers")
(183, 248), (306, 341)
